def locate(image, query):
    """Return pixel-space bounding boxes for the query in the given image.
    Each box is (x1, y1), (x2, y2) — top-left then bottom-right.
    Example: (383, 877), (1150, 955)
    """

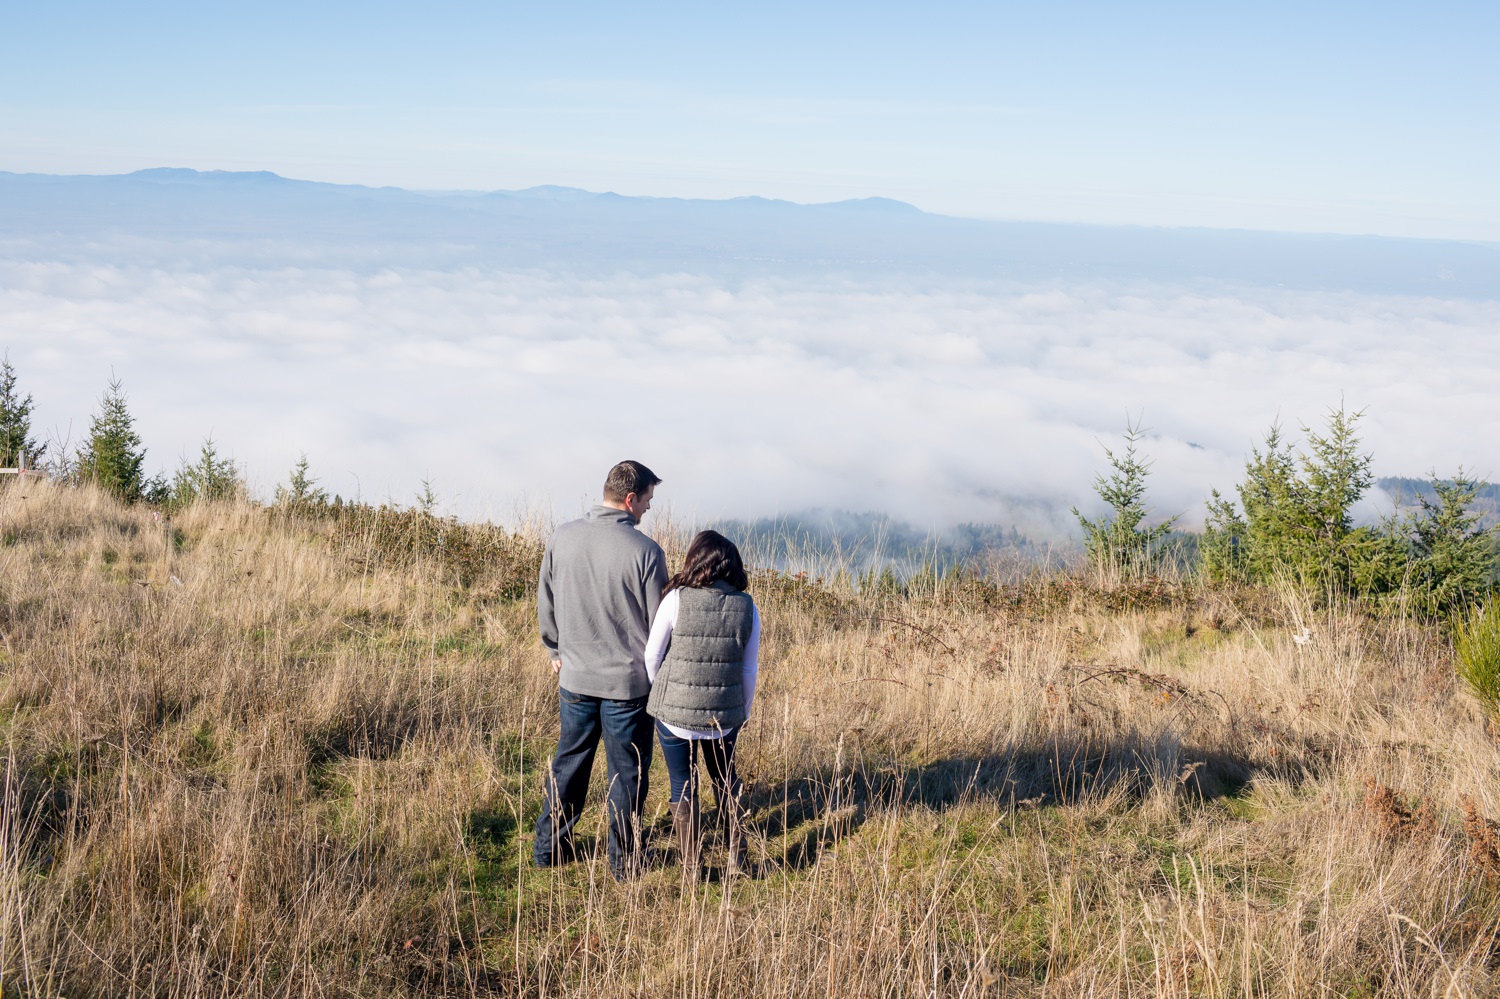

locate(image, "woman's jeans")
(656, 721), (741, 806)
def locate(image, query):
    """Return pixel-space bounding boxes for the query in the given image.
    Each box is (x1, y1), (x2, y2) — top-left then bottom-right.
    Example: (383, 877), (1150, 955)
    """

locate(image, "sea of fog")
(1, 173), (1497, 539)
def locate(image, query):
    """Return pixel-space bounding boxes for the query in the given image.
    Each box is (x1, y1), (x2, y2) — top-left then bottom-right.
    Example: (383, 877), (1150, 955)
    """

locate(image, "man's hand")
(551, 658), (562, 675)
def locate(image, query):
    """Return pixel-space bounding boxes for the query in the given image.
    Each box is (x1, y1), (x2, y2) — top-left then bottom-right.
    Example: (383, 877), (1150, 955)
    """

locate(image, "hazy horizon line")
(10, 164), (1500, 248)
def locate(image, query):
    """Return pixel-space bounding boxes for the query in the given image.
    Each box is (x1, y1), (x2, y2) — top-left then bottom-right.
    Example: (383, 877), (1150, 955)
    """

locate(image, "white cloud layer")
(3, 239), (1497, 537)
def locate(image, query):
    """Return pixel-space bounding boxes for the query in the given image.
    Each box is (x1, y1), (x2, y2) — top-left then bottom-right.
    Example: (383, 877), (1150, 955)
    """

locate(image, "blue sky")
(4, 1), (1499, 238)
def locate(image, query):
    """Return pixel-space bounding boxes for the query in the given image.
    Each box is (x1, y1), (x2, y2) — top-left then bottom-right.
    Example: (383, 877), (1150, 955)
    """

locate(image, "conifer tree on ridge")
(0, 353), (44, 470)
(78, 376), (146, 502)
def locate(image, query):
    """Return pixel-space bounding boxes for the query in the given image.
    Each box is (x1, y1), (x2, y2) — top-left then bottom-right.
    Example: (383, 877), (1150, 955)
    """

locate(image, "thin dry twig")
(871, 616), (957, 657)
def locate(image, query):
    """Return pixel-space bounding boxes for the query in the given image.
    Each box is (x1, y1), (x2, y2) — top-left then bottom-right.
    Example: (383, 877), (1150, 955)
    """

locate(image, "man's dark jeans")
(533, 687), (654, 878)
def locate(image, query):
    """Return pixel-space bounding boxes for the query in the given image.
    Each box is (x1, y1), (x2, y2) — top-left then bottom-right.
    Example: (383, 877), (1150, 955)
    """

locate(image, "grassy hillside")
(1, 481), (1498, 997)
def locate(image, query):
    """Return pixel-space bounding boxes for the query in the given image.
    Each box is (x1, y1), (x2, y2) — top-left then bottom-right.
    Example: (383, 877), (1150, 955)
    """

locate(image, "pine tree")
(79, 377), (146, 502)
(1298, 405), (1378, 588)
(1200, 488), (1248, 583)
(417, 478), (438, 516)
(1199, 404), (1446, 602)
(1236, 422), (1304, 582)
(171, 437), (240, 506)
(1405, 471), (1496, 616)
(1072, 419), (1178, 575)
(0, 354), (43, 470)
(274, 454), (328, 508)
(1212, 406), (1382, 593)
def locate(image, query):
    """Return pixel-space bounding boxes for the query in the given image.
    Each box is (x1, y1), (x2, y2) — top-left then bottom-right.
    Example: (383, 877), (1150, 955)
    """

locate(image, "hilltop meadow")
(0, 476), (1498, 998)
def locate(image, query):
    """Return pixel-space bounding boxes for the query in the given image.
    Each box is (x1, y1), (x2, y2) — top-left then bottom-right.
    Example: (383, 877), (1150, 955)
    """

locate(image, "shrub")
(0, 353), (44, 470)
(1250, 407), (1379, 592)
(1455, 601), (1500, 721)
(1402, 472), (1496, 617)
(167, 437), (241, 506)
(1072, 419), (1177, 576)
(329, 502), (543, 596)
(1201, 405), (1397, 600)
(1199, 407), (1498, 610)
(1200, 489), (1248, 583)
(274, 454), (331, 510)
(76, 377), (146, 502)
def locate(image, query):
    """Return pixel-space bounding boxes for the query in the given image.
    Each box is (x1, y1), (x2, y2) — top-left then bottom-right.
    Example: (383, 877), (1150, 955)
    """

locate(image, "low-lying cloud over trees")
(1, 172), (1496, 530)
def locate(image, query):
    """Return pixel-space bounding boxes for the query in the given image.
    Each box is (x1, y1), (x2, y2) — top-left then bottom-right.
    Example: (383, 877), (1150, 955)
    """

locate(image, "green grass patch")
(1140, 620), (1228, 668)
(180, 717), (227, 774)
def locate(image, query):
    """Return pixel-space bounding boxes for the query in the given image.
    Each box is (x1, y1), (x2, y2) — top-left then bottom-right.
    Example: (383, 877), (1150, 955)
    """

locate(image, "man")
(534, 459), (667, 880)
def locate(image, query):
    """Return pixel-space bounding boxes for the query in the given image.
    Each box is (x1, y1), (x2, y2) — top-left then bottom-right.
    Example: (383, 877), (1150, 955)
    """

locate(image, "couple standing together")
(533, 460), (761, 881)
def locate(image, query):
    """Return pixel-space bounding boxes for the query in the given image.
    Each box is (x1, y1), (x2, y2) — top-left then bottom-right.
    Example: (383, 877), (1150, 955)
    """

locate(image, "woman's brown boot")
(721, 795), (749, 877)
(670, 798), (700, 880)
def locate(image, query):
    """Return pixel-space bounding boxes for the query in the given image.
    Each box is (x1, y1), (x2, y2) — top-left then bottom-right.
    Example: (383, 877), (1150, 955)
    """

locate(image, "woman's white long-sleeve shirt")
(644, 588), (761, 740)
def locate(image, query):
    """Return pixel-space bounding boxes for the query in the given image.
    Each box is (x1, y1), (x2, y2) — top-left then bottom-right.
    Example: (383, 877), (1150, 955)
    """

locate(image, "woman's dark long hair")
(664, 530), (748, 595)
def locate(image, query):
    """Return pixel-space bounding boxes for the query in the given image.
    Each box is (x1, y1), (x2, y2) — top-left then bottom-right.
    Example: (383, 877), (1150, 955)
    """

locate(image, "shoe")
(670, 797), (701, 880)
(533, 838), (578, 868)
(720, 796), (749, 878)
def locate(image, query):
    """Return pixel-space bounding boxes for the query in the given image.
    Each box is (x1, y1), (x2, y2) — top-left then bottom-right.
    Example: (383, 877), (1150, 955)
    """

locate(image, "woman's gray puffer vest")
(647, 581), (756, 732)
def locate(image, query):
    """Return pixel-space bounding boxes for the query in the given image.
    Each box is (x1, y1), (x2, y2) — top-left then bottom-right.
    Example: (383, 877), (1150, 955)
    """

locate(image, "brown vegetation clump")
(1362, 778), (1437, 840)
(1460, 795), (1500, 875)
(0, 479), (1498, 996)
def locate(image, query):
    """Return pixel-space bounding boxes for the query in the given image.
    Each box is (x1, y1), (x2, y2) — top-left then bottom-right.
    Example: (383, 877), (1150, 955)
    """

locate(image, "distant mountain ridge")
(3, 167), (1499, 294)
(711, 509), (1050, 575)
(1, 167), (919, 213)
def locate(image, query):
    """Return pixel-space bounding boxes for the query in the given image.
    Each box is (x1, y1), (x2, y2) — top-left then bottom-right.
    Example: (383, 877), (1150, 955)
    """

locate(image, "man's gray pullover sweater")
(537, 506), (668, 700)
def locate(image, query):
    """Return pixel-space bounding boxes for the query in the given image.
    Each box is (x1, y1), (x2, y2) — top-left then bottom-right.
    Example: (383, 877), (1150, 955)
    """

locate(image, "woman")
(644, 529), (760, 878)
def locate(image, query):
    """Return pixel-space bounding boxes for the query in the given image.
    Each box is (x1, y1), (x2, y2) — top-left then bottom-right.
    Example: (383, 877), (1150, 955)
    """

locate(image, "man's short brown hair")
(603, 460), (662, 503)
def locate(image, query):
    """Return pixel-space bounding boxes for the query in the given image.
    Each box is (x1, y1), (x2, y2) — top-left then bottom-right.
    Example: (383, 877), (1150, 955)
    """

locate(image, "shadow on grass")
(456, 728), (1331, 880)
(466, 809), (520, 855)
(746, 732), (1284, 870)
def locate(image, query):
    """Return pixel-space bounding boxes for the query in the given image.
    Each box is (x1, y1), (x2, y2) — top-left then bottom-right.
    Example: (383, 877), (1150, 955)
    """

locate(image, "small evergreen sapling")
(1404, 472), (1496, 617)
(170, 437), (240, 506)
(1298, 405), (1380, 588)
(0, 354), (44, 470)
(1197, 403), (1496, 610)
(417, 478), (438, 516)
(1203, 405), (1384, 596)
(1200, 489), (1248, 583)
(1072, 420), (1178, 575)
(275, 454), (329, 508)
(78, 377), (146, 502)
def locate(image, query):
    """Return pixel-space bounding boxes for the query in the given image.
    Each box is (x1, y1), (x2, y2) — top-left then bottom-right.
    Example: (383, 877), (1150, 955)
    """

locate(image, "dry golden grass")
(0, 480), (1498, 997)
